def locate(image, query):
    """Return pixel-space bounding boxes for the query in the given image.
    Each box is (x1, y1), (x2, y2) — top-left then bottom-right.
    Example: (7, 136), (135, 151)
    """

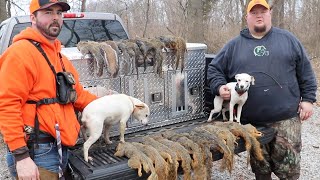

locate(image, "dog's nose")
(240, 85), (244, 89)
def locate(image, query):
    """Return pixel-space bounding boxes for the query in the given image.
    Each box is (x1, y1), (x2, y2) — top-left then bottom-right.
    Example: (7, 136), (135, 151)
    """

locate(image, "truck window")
(8, 19), (128, 47)
(61, 19), (128, 47)
(9, 23), (31, 45)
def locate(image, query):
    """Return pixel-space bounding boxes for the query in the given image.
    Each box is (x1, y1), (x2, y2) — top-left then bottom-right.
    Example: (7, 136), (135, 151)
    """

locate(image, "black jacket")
(207, 27), (317, 125)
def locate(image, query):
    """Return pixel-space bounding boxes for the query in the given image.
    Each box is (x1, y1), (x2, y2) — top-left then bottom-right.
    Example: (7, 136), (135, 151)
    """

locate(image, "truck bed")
(68, 118), (275, 180)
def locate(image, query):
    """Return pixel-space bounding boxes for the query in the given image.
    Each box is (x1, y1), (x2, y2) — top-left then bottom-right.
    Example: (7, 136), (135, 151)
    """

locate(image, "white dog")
(81, 94), (150, 162)
(85, 86), (119, 97)
(207, 73), (255, 124)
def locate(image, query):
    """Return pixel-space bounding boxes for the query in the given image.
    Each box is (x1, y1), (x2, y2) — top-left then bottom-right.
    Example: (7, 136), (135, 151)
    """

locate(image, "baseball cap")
(30, 0), (70, 14)
(247, 0), (270, 13)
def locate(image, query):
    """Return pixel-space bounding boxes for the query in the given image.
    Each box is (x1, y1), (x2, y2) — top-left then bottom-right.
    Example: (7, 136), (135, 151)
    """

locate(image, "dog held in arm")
(207, 73), (255, 124)
(81, 94), (150, 162)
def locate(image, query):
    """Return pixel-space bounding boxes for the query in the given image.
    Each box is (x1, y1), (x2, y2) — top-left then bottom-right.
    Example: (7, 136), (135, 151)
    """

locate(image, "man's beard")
(36, 20), (61, 38)
(254, 25), (267, 33)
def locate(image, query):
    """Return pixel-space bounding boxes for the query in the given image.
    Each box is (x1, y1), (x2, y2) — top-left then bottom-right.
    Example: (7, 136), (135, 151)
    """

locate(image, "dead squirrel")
(158, 35), (187, 72)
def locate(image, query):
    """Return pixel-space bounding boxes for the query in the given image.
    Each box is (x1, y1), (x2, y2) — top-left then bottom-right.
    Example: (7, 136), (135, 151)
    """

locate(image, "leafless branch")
(142, 0), (150, 37)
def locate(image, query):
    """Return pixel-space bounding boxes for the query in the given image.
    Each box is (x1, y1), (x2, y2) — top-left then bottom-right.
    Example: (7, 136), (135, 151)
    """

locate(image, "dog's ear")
(235, 74), (239, 80)
(135, 104), (145, 109)
(251, 76), (255, 85)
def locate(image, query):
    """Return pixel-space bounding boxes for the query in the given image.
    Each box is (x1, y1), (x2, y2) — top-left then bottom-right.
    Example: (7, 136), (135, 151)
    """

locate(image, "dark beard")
(36, 20), (61, 38)
(254, 25), (266, 33)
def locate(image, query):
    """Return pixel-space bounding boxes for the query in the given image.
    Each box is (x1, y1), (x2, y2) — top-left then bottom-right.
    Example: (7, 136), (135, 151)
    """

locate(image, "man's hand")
(16, 157), (40, 180)
(298, 101), (314, 121)
(219, 85), (230, 100)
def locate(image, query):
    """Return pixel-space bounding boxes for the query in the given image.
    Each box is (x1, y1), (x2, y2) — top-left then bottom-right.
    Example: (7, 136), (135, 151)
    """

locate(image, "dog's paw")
(207, 119), (212, 122)
(120, 139), (125, 143)
(88, 156), (94, 165)
(234, 119), (241, 124)
(233, 120), (241, 124)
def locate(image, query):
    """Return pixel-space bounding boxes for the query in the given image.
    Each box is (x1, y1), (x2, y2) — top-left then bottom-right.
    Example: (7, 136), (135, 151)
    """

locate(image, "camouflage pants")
(250, 117), (301, 180)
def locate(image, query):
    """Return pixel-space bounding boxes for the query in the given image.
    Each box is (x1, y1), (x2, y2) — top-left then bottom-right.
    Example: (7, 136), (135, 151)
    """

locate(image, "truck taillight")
(63, 13), (84, 18)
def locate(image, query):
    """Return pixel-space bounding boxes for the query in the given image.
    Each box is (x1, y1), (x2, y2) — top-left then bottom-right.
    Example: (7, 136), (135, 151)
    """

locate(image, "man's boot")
(255, 173), (272, 180)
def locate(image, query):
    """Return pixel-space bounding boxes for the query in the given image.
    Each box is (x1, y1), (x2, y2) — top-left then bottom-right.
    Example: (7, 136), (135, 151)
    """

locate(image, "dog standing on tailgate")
(207, 73), (255, 124)
(81, 94), (150, 162)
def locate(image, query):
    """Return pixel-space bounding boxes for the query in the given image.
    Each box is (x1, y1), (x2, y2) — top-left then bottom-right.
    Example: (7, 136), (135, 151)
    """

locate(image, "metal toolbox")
(61, 43), (208, 137)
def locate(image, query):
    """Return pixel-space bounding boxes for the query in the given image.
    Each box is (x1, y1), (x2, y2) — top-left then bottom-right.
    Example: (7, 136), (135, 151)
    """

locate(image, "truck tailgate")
(68, 118), (275, 180)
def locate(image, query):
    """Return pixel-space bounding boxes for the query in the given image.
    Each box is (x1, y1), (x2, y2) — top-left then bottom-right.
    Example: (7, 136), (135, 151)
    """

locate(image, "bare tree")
(270, 0), (285, 28)
(81, 0), (87, 12)
(286, 0), (296, 31)
(0, 0), (9, 22)
(316, 0), (320, 57)
(7, 0), (11, 17)
(118, 1), (130, 35)
(239, 0), (250, 29)
(142, 0), (151, 37)
(186, 0), (204, 43)
(33, 0), (319, 55)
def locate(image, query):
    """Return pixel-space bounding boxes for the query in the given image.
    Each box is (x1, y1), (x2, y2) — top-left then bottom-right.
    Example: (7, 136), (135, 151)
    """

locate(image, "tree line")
(1, 0), (319, 57)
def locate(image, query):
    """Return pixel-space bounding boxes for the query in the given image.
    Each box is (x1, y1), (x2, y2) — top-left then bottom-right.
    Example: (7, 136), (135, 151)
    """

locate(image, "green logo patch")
(254, 45), (269, 57)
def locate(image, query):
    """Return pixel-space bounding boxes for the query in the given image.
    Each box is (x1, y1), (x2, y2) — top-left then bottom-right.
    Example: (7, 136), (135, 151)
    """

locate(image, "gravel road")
(1, 106), (320, 180)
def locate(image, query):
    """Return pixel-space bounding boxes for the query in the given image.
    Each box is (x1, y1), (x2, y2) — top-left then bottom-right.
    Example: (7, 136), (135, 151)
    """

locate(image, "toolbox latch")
(151, 92), (162, 103)
(190, 86), (200, 96)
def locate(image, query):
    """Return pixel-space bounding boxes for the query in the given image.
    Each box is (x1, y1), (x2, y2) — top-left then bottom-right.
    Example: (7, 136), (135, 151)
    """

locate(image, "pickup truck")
(0, 12), (275, 179)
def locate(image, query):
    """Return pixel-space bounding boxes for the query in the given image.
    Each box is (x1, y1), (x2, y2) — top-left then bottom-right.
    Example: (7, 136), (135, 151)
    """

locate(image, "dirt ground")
(311, 58), (320, 105)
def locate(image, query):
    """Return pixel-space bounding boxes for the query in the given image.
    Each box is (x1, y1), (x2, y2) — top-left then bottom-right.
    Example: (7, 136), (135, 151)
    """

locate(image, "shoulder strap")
(28, 40), (59, 75)
(28, 40), (67, 71)
(26, 41), (66, 179)
(26, 40), (62, 149)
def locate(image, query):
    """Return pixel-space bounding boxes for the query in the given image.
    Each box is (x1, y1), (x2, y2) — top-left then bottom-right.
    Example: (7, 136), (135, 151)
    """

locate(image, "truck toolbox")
(62, 43), (209, 136)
